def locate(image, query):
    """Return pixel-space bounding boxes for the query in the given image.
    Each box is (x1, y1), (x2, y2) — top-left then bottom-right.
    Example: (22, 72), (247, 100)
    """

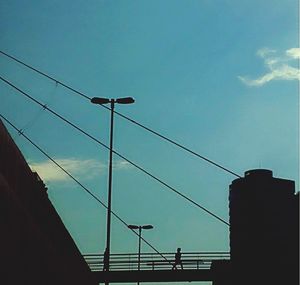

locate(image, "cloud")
(286, 48), (300, 59)
(29, 158), (105, 182)
(29, 158), (132, 183)
(113, 160), (132, 170)
(256, 47), (276, 58)
(238, 65), (300, 86)
(238, 48), (300, 86)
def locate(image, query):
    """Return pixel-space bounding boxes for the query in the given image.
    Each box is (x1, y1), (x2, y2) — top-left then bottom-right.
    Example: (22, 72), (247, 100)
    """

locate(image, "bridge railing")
(83, 252), (230, 272)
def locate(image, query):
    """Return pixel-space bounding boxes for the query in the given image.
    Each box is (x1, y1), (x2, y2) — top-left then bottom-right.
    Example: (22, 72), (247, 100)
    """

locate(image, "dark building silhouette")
(0, 120), (97, 285)
(229, 169), (299, 285)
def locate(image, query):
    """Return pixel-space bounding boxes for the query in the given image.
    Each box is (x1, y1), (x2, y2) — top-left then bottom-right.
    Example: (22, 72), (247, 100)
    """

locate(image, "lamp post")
(91, 97), (134, 283)
(128, 224), (154, 284)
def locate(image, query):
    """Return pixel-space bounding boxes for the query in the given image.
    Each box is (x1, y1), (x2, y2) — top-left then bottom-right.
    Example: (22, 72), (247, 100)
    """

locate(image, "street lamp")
(91, 97), (135, 280)
(128, 224), (154, 280)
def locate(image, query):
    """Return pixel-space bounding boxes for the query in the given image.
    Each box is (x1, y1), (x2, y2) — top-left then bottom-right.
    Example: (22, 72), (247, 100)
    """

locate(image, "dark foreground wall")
(229, 169), (299, 285)
(0, 120), (97, 285)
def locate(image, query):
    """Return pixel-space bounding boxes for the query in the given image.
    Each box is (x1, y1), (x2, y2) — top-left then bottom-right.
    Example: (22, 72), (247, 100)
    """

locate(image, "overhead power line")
(114, 111), (241, 178)
(0, 76), (230, 226)
(0, 50), (241, 178)
(0, 113), (170, 264)
(0, 50), (91, 101)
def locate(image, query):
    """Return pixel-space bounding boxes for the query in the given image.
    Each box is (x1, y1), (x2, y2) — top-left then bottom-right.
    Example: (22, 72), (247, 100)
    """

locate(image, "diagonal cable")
(0, 113), (171, 264)
(0, 50), (91, 100)
(0, 75), (230, 226)
(0, 50), (241, 178)
(113, 110), (241, 178)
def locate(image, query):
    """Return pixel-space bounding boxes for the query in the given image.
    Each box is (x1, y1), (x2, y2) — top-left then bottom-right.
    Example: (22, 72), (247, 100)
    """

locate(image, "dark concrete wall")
(0, 120), (97, 285)
(229, 169), (299, 285)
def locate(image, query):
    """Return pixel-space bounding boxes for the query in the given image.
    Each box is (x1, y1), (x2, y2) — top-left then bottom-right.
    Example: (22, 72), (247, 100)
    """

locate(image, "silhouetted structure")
(211, 260), (231, 285)
(229, 169), (299, 285)
(0, 120), (96, 285)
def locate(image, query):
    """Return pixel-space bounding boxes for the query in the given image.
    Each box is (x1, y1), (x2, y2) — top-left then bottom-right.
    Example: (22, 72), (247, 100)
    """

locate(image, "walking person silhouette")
(172, 248), (183, 270)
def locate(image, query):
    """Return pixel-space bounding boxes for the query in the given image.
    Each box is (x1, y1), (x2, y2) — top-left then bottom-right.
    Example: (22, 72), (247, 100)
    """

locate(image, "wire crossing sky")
(0, 75), (230, 226)
(0, 4), (298, 285)
(0, 49), (242, 178)
(0, 113), (173, 264)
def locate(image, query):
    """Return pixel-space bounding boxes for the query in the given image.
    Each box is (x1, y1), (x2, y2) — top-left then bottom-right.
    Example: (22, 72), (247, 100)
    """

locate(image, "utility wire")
(0, 75), (108, 149)
(0, 113), (171, 264)
(0, 50), (91, 101)
(0, 50), (241, 178)
(113, 111), (241, 178)
(0, 76), (230, 226)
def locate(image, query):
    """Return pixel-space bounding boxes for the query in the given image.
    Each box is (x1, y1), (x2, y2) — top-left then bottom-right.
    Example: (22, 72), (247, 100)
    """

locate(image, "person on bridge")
(172, 248), (183, 270)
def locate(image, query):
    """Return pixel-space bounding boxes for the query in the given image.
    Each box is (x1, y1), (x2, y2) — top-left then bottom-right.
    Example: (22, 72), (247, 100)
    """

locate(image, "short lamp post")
(128, 224), (154, 279)
(91, 97), (134, 285)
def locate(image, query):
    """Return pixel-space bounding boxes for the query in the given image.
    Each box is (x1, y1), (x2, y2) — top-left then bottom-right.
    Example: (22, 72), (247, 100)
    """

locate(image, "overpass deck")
(84, 252), (230, 283)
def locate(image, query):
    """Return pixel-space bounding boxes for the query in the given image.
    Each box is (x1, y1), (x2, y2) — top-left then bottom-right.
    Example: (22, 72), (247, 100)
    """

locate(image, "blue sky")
(0, 0), (299, 283)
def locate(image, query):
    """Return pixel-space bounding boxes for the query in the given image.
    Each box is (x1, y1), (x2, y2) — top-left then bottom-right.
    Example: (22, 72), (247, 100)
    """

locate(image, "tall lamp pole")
(128, 224), (154, 285)
(91, 97), (134, 284)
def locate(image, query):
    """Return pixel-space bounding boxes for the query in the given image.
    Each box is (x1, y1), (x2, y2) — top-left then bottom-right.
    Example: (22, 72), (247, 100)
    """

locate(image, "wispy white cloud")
(286, 48), (300, 59)
(238, 47), (300, 86)
(29, 158), (105, 182)
(113, 160), (132, 170)
(256, 47), (276, 58)
(29, 158), (132, 183)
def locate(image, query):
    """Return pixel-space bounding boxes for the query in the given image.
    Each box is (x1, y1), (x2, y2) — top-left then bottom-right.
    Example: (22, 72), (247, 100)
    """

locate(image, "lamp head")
(128, 224), (139, 230)
(142, 225), (153, 230)
(115, 97), (135, 104)
(91, 97), (110, 105)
